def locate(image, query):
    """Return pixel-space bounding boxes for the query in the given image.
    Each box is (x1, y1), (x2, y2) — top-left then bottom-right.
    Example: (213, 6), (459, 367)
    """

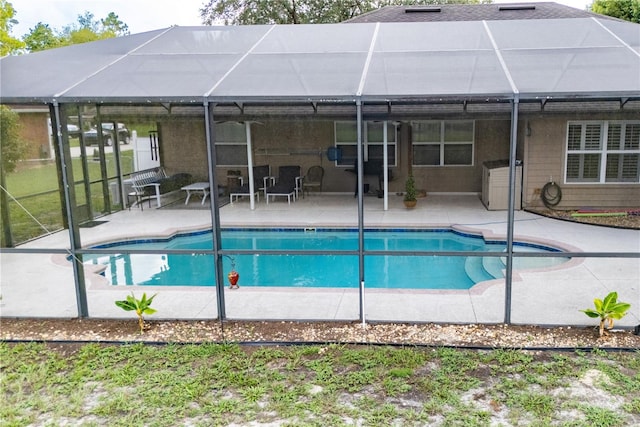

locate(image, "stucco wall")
(523, 115), (640, 209)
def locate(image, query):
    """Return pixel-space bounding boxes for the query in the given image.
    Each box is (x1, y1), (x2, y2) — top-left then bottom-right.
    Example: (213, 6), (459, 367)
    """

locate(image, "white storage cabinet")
(481, 160), (522, 210)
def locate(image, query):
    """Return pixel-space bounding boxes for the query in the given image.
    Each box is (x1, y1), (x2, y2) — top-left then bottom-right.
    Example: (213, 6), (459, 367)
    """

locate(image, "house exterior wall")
(411, 119), (512, 194)
(523, 115), (640, 209)
(158, 117), (515, 195)
(15, 111), (51, 160)
(158, 118), (209, 180)
(159, 119), (341, 190)
(251, 120), (340, 191)
(158, 113), (639, 209)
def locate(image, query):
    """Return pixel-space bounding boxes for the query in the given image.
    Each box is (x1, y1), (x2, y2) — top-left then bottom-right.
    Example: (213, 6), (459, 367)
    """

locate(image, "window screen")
(215, 122), (247, 167)
(412, 120), (474, 166)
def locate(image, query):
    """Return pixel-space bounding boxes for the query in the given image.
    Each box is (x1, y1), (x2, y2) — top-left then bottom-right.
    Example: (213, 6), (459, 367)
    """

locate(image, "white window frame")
(411, 120), (475, 167)
(215, 122), (248, 167)
(565, 121), (640, 184)
(334, 121), (397, 167)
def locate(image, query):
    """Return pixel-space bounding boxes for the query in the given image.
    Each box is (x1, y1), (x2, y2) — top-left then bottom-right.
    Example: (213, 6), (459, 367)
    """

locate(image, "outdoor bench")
(130, 167), (192, 208)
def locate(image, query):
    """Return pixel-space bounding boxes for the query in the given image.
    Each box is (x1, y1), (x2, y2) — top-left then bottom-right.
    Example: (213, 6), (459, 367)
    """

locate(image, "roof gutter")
(2, 93), (638, 107)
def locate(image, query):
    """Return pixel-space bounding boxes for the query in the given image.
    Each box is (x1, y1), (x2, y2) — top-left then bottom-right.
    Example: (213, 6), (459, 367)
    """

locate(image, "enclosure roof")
(1, 18), (639, 104)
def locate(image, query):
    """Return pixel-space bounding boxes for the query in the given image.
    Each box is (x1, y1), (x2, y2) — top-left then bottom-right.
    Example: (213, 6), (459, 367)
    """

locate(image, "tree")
(59, 11), (130, 46)
(21, 10), (129, 52)
(200, 0), (489, 26)
(22, 23), (62, 52)
(0, 106), (26, 174)
(75, 11), (101, 33)
(591, 0), (640, 23)
(101, 12), (129, 37)
(0, 0), (25, 55)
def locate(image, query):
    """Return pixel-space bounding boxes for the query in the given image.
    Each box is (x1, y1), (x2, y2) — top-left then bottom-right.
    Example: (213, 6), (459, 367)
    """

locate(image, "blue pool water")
(86, 229), (569, 290)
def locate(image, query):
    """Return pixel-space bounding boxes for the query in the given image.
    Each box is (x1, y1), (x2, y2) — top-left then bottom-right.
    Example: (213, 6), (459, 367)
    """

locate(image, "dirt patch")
(2, 318), (639, 349)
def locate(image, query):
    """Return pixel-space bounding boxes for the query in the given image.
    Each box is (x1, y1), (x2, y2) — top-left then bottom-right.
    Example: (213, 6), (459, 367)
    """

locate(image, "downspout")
(504, 95), (519, 324)
(52, 101), (88, 317)
(204, 101), (225, 319)
(356, 100), (365, 325)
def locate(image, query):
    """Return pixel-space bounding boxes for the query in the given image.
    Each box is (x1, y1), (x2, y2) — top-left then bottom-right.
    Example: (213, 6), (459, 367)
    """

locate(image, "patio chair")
(265, 165), (301, 204)
(230, 165), (271, 203)
(302, 165), (324, 197)
(127, 189), (150, 210)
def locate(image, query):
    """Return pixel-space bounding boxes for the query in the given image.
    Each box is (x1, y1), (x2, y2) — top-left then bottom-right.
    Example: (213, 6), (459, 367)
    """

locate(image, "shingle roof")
(345, 2), (613, 23)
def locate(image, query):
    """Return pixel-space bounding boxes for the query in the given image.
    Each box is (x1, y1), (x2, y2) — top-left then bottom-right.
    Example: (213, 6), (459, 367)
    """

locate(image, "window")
(412, 121), (474, 166)
(334, 121), (397, 167)
(565, 121), (640, 183)
(215, 122), (248, 166)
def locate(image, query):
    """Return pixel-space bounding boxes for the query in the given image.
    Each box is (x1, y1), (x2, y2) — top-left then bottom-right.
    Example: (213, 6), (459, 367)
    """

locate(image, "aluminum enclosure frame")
(1, 17), (639, 322)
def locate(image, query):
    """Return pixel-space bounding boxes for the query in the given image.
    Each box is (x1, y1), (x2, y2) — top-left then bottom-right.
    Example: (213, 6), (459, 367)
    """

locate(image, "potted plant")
(404, 174), (417, 208)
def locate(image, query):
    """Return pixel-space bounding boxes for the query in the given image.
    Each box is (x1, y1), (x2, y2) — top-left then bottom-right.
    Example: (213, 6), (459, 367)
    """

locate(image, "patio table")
(181, 182), (210, 205)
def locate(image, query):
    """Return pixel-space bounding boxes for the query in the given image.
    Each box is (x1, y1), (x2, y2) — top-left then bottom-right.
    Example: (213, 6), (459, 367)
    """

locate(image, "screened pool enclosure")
(1, 18), (639, 325)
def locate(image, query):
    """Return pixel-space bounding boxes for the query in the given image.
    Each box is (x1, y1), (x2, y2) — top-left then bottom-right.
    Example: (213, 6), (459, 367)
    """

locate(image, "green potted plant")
(404, 174), (417, 208)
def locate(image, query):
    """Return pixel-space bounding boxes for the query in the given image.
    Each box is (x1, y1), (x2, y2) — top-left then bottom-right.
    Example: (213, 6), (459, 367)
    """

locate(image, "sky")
(9, 0), (593, 37)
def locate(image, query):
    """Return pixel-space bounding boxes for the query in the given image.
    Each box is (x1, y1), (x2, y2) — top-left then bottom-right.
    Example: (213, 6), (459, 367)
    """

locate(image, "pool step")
(464, 256), (496, 284)
(482, 256), (505, 279)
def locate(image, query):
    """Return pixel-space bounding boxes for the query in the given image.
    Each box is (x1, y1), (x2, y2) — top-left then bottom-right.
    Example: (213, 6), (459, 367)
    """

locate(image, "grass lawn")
(2, 151), (134, 244)
(1, 343), (638, 426)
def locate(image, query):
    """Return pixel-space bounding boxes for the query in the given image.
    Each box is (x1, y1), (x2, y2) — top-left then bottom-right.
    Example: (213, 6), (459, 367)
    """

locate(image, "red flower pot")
(228, 270), (239, 289)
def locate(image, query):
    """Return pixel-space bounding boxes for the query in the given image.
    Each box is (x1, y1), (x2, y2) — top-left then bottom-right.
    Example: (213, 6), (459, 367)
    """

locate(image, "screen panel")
(363, 50), (512, 97)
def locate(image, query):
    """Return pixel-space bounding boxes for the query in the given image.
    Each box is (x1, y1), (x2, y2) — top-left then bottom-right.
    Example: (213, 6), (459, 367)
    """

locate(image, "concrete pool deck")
(1, 194), (638, 328)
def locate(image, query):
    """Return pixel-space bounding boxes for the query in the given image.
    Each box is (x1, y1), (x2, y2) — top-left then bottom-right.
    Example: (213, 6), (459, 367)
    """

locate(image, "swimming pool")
(85, 228), (569, 289)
